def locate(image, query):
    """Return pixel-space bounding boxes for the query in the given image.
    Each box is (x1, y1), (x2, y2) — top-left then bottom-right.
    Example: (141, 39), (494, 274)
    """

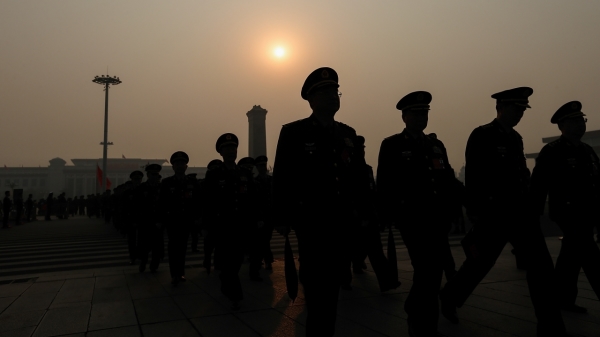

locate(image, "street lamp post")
(92, 74), (121, 192)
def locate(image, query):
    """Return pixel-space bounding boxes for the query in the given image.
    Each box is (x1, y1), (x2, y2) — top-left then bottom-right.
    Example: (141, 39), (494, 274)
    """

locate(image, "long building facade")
(0, 158), (207, 199)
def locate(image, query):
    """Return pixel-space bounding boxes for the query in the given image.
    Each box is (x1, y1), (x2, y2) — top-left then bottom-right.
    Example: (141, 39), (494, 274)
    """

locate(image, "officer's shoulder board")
(335, 121), (356, 134)
(383, 133), (403, 142)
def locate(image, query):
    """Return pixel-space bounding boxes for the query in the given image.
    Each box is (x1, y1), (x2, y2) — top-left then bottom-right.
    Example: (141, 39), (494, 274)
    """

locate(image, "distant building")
(0, 158), (207, 199)
(525, 129), (600, 159)
(246, 105), (268, 159)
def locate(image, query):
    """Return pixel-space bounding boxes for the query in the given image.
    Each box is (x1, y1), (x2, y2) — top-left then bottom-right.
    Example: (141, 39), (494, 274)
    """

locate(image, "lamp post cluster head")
(92, 75), (122, 87)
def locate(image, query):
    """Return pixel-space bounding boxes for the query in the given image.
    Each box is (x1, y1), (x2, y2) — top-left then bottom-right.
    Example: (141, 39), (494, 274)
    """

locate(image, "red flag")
(96, 165), (113, 190)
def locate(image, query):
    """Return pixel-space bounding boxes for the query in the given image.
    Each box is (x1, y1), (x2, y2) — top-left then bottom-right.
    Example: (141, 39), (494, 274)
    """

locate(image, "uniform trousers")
(261, 223), (275, 264)
(217, 223), (246, 302)
(400, 223), (448, 336)
(138, 226), (164, 270)
(166, 225), (190, 278)
(364, 224), (394, 291)
(248, 227), (264, 278)
(126, 226), (138, 262)
(295, 220), (349, 337)
(555, 220), (600, 305)
(441, 216), (565, 334)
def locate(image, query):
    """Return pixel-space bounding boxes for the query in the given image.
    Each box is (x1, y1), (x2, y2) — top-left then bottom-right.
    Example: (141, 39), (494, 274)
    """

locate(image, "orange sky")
(1, 1), (599, 172)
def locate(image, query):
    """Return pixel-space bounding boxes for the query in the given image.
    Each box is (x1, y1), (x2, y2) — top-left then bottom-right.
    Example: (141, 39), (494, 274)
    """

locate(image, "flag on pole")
(96, 165), (112, 190)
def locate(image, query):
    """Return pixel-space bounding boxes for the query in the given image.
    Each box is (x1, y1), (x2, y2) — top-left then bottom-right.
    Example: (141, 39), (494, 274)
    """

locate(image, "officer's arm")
(530, 147), (552, 216)
(376, 138), (395, 227)
(272, 125), (296, 234)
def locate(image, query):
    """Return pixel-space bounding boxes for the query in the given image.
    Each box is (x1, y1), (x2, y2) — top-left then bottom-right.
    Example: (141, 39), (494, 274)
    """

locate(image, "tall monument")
(246, 105), (268, 158)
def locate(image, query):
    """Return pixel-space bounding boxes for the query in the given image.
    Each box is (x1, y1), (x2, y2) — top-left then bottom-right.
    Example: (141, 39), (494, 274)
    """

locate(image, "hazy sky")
(2, 1), (599, 172)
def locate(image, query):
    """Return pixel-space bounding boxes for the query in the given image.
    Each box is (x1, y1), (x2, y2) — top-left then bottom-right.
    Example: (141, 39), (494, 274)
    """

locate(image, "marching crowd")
(3, 66), (600, 337)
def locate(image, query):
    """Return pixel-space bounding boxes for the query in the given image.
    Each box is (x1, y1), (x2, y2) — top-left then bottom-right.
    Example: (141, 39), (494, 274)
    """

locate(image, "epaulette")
(547, 138), (563, 148)
(383, 133), (403, 141)
(282, 117), (311, 128)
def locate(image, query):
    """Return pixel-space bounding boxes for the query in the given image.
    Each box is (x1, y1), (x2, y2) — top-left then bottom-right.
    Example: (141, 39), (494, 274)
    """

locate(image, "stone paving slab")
(0, 228), (598, 336)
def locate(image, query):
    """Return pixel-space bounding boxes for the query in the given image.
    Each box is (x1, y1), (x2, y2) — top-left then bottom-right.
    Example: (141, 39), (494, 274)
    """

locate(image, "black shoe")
(560, 304), (587, 314)
(381, 280), (401, 292)
(249, 275), (263, 282)
(440, 292), (459, 324)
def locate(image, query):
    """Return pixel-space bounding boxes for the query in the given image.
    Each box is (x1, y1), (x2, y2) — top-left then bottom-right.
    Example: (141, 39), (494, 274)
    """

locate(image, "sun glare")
(274, 47), (285, 58)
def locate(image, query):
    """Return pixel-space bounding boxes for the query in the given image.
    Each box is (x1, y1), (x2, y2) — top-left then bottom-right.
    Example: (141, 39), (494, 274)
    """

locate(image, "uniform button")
(309, 151), (313, 154)
(566, 202), (570, 205)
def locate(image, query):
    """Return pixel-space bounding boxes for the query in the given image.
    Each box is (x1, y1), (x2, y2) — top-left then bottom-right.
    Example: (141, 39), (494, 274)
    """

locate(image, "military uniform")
(254, 155), (275, 270)
(133, 164), (165, 272)
(530, 101), (600, 309)
(159, 152), (199, 283)
(272, 67), (364, 336)
(201, 159), (224, 272)
(440, 87), (566, 336)
(203, 135), (259, 305)
(377, 91), (460, 336)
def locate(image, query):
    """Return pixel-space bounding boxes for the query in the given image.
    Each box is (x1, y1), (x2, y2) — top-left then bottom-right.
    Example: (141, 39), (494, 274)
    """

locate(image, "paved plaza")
(0, 217), (598, 337)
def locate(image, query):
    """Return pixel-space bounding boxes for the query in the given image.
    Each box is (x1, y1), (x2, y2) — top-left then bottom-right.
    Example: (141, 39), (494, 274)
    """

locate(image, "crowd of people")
(3, 66), (600, 337)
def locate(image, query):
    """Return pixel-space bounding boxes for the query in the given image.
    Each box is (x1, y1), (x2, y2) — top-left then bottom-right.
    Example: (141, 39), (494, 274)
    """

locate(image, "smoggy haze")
(1, 1), (599, 171)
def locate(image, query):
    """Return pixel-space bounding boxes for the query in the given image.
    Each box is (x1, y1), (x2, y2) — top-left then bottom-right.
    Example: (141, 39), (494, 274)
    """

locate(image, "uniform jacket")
(530, 136), (600, 222)
(377, 129), (458, 225)
(465, 119), (530, 218)
(131, 181), (162, 228)
(272, 115), (365, 227)
(202, 165), (258, 231)
(158, 175), (199, 225)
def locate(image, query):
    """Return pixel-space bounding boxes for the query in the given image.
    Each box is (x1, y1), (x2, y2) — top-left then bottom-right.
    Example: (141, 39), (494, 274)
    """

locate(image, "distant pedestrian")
(2, 191), (11, 228)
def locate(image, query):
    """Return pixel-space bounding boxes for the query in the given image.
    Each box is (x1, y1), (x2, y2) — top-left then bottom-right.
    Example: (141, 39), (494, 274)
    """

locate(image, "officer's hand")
(276, 225), (290, 237)
(257, 221), (265, 228)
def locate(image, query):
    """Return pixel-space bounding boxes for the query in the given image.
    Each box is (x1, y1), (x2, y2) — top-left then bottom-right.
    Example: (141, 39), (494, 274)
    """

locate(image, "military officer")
(254, 155), (275, 270)
(186, 173), (200, 253)
(134, 164), (165, 273)
(203, 134), (259, 309)
(158, 151), (199, 285)
(121, 171), (144, 264)
(272, 67), (364, 336)
(439, 87), (567, 337)
(201, 159), (224, 272)
(377, 91), (460, 336)
(530, 101), (600, 313)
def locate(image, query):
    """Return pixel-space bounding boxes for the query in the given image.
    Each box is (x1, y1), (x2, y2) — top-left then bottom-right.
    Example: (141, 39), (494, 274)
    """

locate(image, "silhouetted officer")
(134, 164), (164, 273)
(201, 159), (224, 272)
(159, 151), (199, 285)
(186, 173), (201, 253)
(254, 155), (275, 270)
(530, 101), (600, 313)
(203, 134), (259, 309)
(2, 191), (11, 228)
(377, 91), (460, 336)
(25, 194), (34, 222)
(45, 192), (53, 221)
(122, 171), (144, 264)
(272, 67), (364, 336)
(439, 87), (567, 337)
(238, 156), (264, 281)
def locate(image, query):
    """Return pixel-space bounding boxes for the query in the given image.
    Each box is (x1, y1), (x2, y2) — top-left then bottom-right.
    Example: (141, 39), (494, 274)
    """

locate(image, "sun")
(274, 47), (285, 58)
